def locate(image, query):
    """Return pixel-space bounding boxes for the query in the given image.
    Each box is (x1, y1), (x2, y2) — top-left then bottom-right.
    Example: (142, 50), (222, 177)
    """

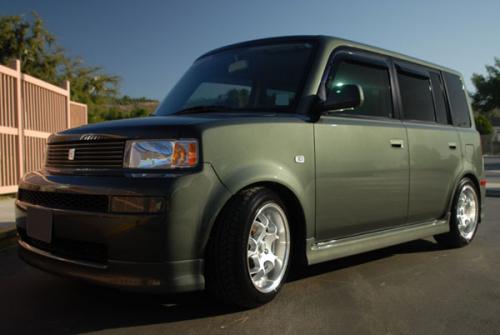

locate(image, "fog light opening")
(111, 196), (165, 214)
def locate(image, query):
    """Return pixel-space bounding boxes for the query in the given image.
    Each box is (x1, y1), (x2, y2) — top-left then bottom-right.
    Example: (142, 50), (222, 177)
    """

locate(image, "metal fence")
(0, 59), (88, 194)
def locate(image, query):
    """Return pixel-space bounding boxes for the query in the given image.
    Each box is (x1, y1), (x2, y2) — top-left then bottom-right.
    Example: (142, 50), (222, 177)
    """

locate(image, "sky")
(1, 0), (499, 100)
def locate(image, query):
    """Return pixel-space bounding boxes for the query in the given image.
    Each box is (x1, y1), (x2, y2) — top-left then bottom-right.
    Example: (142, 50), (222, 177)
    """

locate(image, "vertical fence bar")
(14, 59), (24, 182)
(65, 80), (71, 128)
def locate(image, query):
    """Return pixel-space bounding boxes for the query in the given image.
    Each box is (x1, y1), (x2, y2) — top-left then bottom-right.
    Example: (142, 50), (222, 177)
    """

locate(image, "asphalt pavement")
(0, 196), (499, 334)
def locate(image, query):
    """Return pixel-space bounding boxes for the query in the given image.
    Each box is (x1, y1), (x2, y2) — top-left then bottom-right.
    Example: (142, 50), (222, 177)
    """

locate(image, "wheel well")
(207, 181), (308, 268)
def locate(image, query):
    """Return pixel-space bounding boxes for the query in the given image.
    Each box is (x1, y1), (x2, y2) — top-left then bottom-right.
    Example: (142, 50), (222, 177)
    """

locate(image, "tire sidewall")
(450, 178), (480, 245)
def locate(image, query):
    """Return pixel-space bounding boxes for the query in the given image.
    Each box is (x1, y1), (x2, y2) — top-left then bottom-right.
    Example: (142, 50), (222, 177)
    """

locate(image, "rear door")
(395, 62), (462, 222)
(315, 51), (409, 240)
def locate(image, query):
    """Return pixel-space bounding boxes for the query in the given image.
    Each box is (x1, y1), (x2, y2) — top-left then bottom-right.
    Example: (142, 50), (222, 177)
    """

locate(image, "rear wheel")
(206, 187), (291, 308)
(434, 178), (480, 248)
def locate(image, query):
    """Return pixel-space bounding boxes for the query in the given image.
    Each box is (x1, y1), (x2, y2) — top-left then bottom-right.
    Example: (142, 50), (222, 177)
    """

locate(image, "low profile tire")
(434, 178), (480, 248)
(206, 187), (292, 308)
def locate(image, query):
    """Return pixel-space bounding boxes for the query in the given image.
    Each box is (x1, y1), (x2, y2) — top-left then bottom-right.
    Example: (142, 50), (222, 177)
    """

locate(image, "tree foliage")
(471, 58), (500, 115)
(0, 12), (124, 121)
(474, 114), (493, 135)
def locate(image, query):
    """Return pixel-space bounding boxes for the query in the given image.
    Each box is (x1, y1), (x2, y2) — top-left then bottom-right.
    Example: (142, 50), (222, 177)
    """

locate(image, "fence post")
(13, 59), (24, 181)
(65, 80), (71, 128)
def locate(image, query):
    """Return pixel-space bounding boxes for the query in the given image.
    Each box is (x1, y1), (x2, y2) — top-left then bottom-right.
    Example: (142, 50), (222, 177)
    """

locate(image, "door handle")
(448, 142), (457, 150)
(390, 139), (404, 148)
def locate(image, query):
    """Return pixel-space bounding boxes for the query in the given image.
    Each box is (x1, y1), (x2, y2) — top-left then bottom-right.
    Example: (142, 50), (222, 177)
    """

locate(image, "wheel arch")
(202, 180), (309, 267)
(447, 172), (482, 222)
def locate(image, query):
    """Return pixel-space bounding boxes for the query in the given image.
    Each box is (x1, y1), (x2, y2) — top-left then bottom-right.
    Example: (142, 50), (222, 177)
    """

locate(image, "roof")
(197, 35), (461, 76)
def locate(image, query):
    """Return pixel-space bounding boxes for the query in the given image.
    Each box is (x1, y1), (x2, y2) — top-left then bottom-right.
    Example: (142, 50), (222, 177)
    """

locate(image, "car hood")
(49, 113), (305, 144)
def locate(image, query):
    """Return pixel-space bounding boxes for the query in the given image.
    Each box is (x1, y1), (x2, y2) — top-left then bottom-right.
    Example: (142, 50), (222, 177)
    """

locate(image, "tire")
(205, 187), (292, 308)
(434, 178), (480, 248)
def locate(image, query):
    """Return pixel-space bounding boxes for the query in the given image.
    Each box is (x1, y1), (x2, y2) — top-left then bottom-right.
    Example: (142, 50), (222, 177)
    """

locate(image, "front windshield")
(154, 42), (315, 115)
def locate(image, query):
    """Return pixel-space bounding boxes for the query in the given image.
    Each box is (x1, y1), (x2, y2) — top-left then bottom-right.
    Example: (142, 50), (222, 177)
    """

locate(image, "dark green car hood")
(49, 113), (307, 144)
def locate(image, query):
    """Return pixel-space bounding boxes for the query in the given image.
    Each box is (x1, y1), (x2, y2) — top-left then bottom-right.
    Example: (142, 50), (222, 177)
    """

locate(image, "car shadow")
(288, 238), (442, 282)
(2, 238), (444, 334)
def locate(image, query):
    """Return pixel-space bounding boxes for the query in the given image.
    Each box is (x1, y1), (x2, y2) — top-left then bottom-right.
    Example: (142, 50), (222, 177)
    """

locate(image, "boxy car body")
(16, 36), (485, 307)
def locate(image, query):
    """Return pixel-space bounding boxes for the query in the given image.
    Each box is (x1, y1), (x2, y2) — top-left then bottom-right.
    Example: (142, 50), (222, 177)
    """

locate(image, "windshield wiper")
(174, 105), (237, 115)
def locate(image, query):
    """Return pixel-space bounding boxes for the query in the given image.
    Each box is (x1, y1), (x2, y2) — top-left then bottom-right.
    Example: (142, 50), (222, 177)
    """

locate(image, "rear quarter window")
(429, 72), (450, 125)
(443, 72), (471, 128)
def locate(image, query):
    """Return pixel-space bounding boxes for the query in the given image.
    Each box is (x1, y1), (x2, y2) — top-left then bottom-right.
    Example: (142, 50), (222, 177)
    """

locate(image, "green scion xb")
(16, 36), (486, 307)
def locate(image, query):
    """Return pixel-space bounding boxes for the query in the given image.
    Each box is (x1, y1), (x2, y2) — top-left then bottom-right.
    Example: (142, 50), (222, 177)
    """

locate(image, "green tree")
(0, 12), (120, 120)
(471, 58), (500, 115)
(474, 114), (493, 135)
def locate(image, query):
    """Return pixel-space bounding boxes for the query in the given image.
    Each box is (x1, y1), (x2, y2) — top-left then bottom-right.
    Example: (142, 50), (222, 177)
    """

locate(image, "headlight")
(124, 139), (198, 169)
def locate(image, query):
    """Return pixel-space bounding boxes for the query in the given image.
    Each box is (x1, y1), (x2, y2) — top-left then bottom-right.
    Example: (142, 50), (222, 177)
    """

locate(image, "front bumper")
(18, 239), (204, 293)
(15, 164), (231, 293)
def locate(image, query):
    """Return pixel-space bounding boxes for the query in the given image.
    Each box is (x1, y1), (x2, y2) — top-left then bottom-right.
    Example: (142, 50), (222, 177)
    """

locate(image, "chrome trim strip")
(18, 239), (108, 270)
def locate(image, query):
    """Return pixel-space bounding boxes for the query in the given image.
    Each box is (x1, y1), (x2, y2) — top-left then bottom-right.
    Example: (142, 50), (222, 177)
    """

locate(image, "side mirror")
(320, 84), (364, 112)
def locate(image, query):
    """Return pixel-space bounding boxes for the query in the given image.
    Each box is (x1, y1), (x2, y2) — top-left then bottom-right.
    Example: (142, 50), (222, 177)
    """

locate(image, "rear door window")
(397, 70), (436, 122)
(443, 72), (471, 128)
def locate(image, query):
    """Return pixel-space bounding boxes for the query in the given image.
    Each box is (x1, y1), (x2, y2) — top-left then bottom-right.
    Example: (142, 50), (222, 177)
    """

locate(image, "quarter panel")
(457, 127), (485, 218)
(405, 123), (462, 222)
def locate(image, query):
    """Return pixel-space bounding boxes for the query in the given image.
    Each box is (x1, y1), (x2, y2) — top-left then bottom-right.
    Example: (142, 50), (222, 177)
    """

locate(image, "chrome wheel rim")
(247, 202), (290, 293)
(456, 185), (479, 241)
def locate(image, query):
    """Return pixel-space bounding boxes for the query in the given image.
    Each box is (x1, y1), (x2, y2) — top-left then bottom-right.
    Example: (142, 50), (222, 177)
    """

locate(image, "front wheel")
(435, 178), (480, 248)
(206, 187), (291, 308)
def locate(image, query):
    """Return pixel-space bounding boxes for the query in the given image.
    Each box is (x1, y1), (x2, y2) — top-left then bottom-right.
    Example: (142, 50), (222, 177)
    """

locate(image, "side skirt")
(306, 219), (449, 265)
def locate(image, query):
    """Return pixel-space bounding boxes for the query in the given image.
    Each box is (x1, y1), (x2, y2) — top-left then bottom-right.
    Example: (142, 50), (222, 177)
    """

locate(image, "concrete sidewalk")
(0, 197), (16, 242)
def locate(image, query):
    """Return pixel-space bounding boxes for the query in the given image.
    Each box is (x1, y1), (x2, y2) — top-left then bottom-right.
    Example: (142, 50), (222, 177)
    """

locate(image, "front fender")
(210, 160), (315, 239)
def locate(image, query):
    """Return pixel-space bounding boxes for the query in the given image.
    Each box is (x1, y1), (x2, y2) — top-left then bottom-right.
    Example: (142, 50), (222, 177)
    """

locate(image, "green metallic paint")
(198, 36), (485, 265)
(15, 36), (486, 291)
(163, 163), (232, 261)
(404, 122), (462, 222)
(200, 119), (316, 238)
(314, 116), (409, 239)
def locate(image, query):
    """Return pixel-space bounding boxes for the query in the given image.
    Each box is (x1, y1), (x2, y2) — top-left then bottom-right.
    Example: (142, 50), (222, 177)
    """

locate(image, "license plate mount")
(26, 207), (53, 243)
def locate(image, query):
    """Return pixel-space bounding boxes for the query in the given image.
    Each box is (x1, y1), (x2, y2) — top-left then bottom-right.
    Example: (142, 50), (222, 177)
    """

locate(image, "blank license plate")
(26, 207), (53, 243)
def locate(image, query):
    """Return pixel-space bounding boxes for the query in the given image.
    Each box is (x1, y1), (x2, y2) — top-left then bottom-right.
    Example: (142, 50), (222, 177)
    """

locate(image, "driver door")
(315, 51), (409, 240)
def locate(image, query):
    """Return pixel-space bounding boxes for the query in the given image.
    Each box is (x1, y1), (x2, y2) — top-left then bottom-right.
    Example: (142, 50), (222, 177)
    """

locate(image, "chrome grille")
(46, 141), (125, 169)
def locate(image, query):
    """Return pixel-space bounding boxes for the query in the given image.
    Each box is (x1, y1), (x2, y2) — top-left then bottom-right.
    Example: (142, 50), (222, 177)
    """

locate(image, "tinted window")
(326, 61), (393, 118)
(184, 82), (251, 109)
(155, 43), (314, 115)
(398, 72), (435, 122)
(443, 72), (471, 128)
(430, 72), (450, 124)
(265, 89), (296, 106)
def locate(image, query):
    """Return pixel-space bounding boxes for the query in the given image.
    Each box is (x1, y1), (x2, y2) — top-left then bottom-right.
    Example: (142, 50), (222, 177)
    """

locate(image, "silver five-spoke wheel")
(247, 203), (290, 293)
(456, 184), (479, 241)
